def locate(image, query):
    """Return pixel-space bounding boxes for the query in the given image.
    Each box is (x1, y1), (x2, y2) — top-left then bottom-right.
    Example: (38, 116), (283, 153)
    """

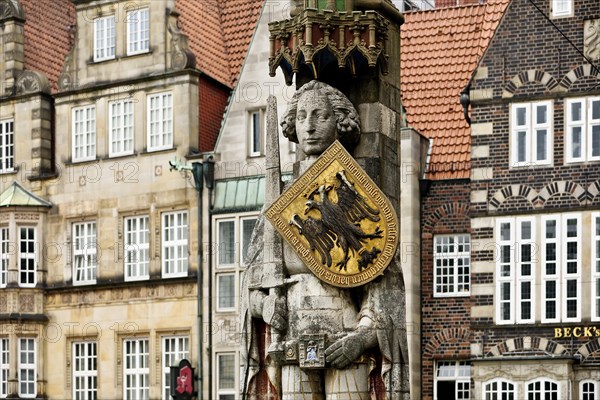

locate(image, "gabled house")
(0, 0), (262, 398)
(401, 1), (509, 399)
(466, 0), (600, 398)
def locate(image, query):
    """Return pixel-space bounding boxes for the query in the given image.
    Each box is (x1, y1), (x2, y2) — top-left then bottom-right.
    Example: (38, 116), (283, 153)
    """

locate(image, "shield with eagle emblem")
(265, 140), (398, 288)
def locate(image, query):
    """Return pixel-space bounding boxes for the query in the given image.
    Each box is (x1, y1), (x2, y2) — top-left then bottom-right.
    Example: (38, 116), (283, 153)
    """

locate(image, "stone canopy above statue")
(269, 0), (403, 86)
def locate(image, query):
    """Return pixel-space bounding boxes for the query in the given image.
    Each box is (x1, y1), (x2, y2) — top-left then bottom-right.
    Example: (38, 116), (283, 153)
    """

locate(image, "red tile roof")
(21, 0), (76, 92)
(177, 0), (264, 87)
(401, 0), (509, 180)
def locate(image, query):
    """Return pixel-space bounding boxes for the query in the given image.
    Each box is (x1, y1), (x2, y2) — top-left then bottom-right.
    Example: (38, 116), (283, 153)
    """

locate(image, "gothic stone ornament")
(585, 19), (600, 61)
(266, 140), (398, 288)
(298, 334), (326, 369)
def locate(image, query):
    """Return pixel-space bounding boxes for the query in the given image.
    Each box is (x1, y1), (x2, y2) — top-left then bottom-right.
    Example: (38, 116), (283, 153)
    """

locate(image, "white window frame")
(73, 221), (98, 285)
(18, 226), (36, 288)
(433, 361), (470, 400)
(433, 234), (471, 297)
(496, 217), (537, 324)
(162, 211), (188, 278)
(581, 380), (598, 400)
(562, 214), (581, 323)
(18, 338), (36, 398)
(109, 100), (135, 157)
(552, 0), (572, 17)
(126, 8), (150, 56)
(217, 219), (236, 268)
(510, 101), (553, 167)
(483, 378), (516, 400)
(123, 338), (149, 400)
(161, 336), (190, 400)
(541, 214), (583, 323)
(496, 218), (516, 324)
(565, 97), (600, 163)
(147, 92), (173, 152)
(248, 109), (265, 157)
(216, 273), (236, 312)
(0, 338), (7, 399)
(0, 120), (14, 173)
(526, 378), (560, 400)
(72, 105), (96, 162)
(124, 215), (150, 281)
(93, 15), (115, 62)
(216, 352), (237, 400)
(214, 215), (258, 313)
(0, 227), (8, 288)
(72, 341), (97, 400)
(516, 218), (535, 324)
(592, 212), (600, 321)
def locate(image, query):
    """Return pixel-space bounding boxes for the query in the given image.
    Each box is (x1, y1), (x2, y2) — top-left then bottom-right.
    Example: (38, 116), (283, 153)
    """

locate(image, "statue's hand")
(325, 328), (377, 369)
(262, 293), (287, 332)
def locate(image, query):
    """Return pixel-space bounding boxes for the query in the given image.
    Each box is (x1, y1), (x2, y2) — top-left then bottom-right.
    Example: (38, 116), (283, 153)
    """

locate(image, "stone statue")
(241, 80), (409, 400)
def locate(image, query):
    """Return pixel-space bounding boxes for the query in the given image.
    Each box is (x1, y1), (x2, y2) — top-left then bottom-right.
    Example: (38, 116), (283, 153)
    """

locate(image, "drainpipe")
(191, 162), (204, 399)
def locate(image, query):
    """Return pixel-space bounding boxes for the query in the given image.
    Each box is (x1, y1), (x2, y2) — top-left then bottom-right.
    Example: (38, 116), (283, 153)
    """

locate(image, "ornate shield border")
(265, 141), (398, 288)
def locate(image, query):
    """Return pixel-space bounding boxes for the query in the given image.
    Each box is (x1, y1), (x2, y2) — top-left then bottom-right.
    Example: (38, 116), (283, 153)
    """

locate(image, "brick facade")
(199, 75), (230, 152)
(421, 180), (472, 400)
(466, 0), (600, 397)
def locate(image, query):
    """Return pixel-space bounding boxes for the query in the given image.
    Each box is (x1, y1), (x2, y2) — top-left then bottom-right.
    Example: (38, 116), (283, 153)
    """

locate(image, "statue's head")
(281, 80), (360, 158)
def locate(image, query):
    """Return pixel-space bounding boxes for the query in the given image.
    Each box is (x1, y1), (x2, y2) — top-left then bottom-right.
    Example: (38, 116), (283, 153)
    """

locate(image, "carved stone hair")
(281, 80), (361, 149)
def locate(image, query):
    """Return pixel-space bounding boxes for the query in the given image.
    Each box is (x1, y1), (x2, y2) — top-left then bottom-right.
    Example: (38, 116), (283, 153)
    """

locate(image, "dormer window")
(127, 8), (150, 55)
(94, 15), (116, 62)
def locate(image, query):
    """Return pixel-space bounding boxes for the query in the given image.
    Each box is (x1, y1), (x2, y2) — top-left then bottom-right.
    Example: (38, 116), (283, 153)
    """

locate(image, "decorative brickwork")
(421, 180), (471, 400)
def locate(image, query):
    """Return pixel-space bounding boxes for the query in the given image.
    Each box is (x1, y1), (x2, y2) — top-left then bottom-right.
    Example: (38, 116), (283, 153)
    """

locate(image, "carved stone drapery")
(268, 8), (393, 85)
(15, 70), (51, 95)
(584, 19), (600, 62)
(167, 9), (196, 71)
(0, 0), (24, 21)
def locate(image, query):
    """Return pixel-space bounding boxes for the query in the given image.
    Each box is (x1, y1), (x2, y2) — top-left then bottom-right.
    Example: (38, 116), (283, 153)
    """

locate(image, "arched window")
(526, 379), (559, 400)
(581, 380), (597, 400)
(484, 379), (516, 400)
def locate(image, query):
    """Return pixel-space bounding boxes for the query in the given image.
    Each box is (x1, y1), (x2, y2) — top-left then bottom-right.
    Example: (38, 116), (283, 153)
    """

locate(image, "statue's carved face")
(295, 90), (338, 157)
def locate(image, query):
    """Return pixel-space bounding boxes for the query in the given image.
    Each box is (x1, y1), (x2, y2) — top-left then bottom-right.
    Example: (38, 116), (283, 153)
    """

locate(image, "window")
(218, 220), (236, 266)
(18, 338), (35, 398)
(593, 213), (600, 321)
(433, 234), (470, 297)
(217, 273), (235, 311)
(510, 101), (552, 167)
(1, 338), (7, 399)
(484, 379), (516, 400)
(94, 15), (115, 61)
(582, 380), (597, 400)
(216, 353), (236, 400)
(124, 216), (149, 281)
(565, 98), (600, 163)
(109, 100), (134, 157)
(248, 110), (264, 157)
(162, 336), (189, 400)
(126, 8), (150, 55)
(147, 92), (173, 151)
(215, 216), (257, 312)
(19, 227), (35, 287)
(162, 211), (188, 277)
(542, 214), (580, 323)
(0, 228), (8, 288)
(72, 342), (97, 400)
(123, 338), (149, 400)
(496, 217), (536, 324)
(526, 379), (558, 400)
(72, 106), (96, 162)
(552, 0), (572, 17)
(434, 361), (470, 400)
(73, 222), (98, 285)
(0, 120), (14, 173)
